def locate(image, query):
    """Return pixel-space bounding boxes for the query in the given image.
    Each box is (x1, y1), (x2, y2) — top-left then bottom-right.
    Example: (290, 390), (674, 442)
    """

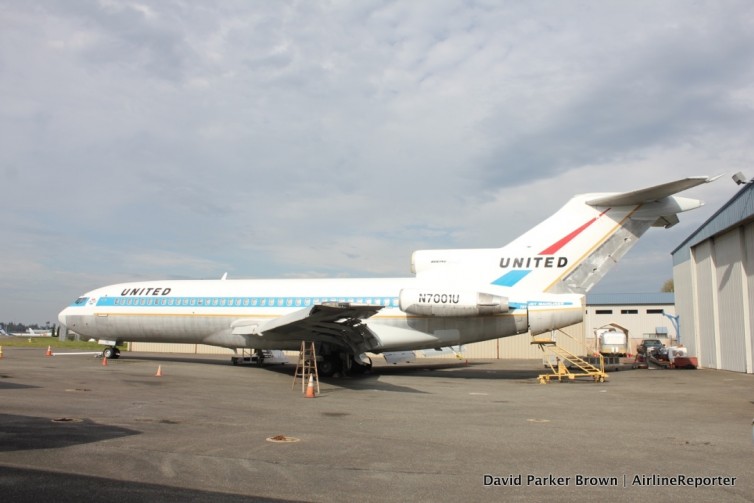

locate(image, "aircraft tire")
(318, 356), (340, 377)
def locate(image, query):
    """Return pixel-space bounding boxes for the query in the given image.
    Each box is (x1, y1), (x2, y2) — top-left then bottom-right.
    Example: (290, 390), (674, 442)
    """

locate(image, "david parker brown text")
(483, 474), (737, 488)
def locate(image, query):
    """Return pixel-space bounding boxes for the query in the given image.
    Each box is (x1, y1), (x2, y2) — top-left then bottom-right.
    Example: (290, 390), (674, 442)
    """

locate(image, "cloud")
(1, 1), (753, 321)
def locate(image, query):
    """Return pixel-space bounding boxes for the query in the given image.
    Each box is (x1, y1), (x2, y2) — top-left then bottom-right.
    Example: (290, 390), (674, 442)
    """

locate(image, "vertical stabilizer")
(413, 177), (714, 294)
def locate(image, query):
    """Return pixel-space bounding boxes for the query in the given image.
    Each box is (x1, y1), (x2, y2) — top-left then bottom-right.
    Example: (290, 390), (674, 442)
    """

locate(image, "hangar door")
(693, 241), (718, 369)
(714, 229), (747, 373)
(745, 223), (754, 373)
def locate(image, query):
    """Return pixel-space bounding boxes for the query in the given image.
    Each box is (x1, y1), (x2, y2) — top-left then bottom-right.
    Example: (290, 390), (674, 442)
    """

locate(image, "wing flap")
(257, 302), (384, 352)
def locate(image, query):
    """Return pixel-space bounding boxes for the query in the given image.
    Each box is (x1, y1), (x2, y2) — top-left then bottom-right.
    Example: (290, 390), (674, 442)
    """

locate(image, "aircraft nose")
(58, 308), (68, 328)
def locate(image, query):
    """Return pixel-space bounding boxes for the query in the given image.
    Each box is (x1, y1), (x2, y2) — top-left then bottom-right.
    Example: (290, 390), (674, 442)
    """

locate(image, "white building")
(584, 293), (676, 355)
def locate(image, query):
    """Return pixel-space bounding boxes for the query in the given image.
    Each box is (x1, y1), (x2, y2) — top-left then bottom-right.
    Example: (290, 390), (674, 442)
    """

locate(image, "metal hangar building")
(671, 179), (754, 374)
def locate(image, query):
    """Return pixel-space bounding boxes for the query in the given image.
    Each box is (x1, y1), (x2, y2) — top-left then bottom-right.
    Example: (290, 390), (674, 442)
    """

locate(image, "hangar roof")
(672, 181), (754, 264)
(586, 292), (674, 306)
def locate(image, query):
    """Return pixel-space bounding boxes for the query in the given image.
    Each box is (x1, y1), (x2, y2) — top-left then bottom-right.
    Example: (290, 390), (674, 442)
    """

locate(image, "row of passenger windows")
(592, 309), (665, 315)
(110, 297), (400, 308)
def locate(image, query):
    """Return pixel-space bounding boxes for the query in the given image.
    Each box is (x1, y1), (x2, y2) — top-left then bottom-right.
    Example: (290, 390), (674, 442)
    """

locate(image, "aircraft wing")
(586, 176), (717, 206)
(256, 303), (384, 353)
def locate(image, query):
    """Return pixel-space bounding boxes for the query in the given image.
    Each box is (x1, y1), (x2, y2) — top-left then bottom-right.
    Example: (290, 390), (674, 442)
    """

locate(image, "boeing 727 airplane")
(58, 177), (714, 375)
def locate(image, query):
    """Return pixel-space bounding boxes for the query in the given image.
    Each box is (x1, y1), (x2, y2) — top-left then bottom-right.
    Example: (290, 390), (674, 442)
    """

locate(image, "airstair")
(531, 336), (607, 384)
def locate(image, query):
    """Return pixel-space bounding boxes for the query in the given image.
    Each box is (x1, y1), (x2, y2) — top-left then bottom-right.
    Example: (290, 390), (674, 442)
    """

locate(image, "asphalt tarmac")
(1, 347), (753, 502)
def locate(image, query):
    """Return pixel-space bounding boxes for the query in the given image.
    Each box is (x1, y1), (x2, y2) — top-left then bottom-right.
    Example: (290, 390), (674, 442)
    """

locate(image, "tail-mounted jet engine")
(399, 289), (509, 317)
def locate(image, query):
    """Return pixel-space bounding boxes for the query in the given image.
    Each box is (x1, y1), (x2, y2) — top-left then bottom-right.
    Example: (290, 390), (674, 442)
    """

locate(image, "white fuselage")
(58, 277), (584, 353)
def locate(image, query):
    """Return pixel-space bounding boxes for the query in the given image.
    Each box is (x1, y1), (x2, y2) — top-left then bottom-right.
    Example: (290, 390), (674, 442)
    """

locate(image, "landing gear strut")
(349, 356), (373, 374)
(317, 353), (373, 376)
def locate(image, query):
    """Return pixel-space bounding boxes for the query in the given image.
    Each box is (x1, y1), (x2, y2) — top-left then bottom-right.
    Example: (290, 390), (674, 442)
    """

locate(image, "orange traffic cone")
(102, 356), (108, 366)
(45, 346), (52, 357)
(155, 365), (163, 377)
(305, 374), (316, 398)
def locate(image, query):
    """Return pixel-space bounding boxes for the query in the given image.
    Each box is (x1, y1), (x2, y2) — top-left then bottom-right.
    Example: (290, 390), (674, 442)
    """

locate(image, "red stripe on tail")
(539, 209), (610, 255)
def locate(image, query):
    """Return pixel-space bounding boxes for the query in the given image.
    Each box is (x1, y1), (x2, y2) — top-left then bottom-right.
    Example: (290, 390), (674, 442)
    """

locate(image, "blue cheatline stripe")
(491, 270), (531, 287)
(85, 296), (400, 309)
(527, 300), (574, 306)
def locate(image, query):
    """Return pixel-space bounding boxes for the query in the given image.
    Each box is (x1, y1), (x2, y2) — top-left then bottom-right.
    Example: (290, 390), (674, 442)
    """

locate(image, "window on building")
(621, 309), (638, 314)
(647, 309), (664, 314)
(595, 309), (613, 314)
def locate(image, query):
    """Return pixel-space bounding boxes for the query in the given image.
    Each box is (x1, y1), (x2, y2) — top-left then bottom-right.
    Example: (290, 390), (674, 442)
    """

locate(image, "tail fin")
(413, 176), (716, 293)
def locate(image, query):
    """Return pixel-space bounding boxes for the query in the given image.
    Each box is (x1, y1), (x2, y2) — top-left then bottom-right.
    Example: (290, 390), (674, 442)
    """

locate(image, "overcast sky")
(2, 1), (753, 324)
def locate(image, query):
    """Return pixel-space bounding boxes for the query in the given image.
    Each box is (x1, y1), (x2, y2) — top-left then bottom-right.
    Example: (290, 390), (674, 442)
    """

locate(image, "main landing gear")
(102, 346), (121, 359)
(317, 353), (373, 377)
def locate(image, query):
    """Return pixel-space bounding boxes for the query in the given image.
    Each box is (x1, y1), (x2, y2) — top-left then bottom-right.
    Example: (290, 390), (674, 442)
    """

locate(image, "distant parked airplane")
(9, 327), (52, 337)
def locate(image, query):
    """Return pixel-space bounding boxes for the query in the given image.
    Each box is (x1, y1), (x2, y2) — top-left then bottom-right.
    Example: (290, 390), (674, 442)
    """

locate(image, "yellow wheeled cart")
(532, 339), (608, 384)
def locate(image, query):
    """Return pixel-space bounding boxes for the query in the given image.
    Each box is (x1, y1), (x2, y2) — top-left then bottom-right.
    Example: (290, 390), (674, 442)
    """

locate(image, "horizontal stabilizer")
(586, 176), (718, 207)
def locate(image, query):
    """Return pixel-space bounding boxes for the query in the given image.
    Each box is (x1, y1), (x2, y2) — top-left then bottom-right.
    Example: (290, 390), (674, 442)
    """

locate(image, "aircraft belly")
(453, 313), (529, 344)
(77, 313), (240, 345)
(528, 307), (583, 336)
(76, 312), (349, 350)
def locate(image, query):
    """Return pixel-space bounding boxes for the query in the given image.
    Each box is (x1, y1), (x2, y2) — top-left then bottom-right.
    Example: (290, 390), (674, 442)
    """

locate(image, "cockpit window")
(74, 297), (88, 305)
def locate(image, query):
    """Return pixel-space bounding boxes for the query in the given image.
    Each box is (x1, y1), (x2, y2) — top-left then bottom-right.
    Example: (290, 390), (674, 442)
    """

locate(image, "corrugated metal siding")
(693, 241), (718, 369)
(671, 185), (754, 373)
(196, 345), (235, 355)
(745, 223), (754, 372)
(382, 323), (586, 360)
(714, 228), (747, 372)
(457, 339), (498, 359)
(501, 324), (586, 359)
(673, 216), (754, 374)
(672, 260), (696, 356)
(130, 342), (197, 354)
(130, 342), (236, 355)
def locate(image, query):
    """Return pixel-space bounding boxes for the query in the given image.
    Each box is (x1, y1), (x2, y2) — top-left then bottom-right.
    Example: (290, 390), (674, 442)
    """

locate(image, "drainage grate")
(51, 417), (83, 423)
